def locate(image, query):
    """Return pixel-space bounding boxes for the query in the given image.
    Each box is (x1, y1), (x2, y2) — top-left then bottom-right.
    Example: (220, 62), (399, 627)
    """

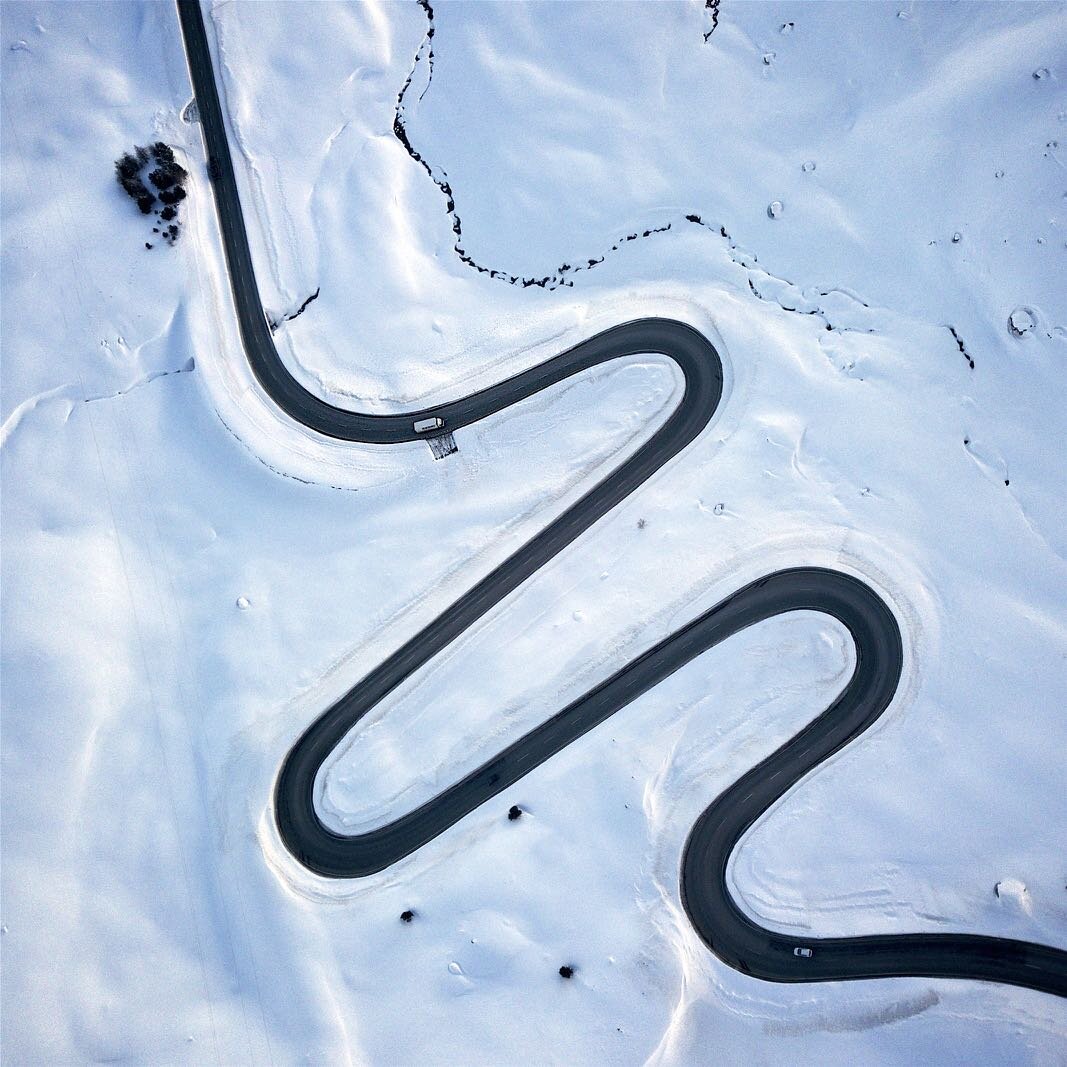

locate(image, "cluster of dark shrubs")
(115, 142), (188, 248)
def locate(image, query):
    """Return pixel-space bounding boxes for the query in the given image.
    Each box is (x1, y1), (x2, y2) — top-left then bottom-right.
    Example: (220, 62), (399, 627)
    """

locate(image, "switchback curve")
(177, 0), (1067, 999)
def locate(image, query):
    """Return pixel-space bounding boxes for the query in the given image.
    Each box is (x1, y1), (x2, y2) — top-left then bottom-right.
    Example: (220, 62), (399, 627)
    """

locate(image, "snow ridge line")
(389, 5), (946, 351)
(392, 0), (743, 293)
(388, 2), (904, 344)
(83, 358), (196, 403)
(685, 213), (875, 334)
(0, 384), (73, 448)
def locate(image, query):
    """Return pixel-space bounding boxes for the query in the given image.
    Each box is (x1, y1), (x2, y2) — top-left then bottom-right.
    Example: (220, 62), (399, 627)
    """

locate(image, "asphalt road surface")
(177, 0), (1067, 999)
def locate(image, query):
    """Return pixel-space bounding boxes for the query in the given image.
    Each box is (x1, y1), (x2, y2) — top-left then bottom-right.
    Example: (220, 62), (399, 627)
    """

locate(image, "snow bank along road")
(178, 0), (1067, 999)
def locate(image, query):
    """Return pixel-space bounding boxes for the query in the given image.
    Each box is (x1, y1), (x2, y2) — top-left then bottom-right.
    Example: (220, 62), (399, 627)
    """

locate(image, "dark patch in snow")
(1008, 306), (1038, 337)
(391, 1), (733, 292)
(270, 288), (321, 333)
(116, 142), (189, 247)
(417, 0), (435, 101)
(559, 964), (575, 979)
(728, 240), (877, 334)
(747, 274), (837, 331)
(703, 0), (721, 41)
(400, 909), (416, 923)
(946, 325), (975, 369)
(391, 0), (882, 337)
(507, 805), (523, 821)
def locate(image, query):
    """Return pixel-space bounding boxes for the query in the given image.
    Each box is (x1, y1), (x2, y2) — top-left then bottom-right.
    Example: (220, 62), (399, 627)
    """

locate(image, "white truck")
(413, 416), (444, 434)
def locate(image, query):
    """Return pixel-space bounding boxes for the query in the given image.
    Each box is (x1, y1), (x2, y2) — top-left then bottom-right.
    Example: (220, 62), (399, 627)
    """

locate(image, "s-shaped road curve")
(177, 0), (1067, 999)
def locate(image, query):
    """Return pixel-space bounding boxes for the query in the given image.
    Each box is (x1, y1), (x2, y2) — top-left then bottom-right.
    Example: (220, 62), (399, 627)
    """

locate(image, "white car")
(793, 946), (813, 958)
(413, 416), (444, 434)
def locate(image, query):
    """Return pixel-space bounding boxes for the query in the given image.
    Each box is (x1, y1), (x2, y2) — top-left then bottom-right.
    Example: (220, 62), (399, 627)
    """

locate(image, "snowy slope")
(2, 1), (1066, 1063)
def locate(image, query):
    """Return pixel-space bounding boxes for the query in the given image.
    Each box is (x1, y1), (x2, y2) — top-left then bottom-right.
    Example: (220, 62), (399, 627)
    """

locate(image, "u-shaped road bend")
(178, 0), (1067, 999)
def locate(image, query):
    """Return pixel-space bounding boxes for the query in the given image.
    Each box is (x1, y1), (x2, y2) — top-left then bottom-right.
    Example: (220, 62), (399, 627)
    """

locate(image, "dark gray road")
(177, 0), (1067, 999)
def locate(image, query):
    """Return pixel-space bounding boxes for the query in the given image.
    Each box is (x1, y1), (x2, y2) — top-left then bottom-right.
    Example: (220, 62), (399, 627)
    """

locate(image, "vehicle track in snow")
(177, 0), (1067, 1000)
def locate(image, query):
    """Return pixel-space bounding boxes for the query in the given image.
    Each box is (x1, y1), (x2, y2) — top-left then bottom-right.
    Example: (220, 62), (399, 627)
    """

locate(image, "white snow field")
(2, 0), (1066, 1062)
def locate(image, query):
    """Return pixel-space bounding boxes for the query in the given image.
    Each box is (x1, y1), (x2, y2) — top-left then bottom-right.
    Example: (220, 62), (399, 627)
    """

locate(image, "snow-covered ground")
(3, 1), (1066, 1062)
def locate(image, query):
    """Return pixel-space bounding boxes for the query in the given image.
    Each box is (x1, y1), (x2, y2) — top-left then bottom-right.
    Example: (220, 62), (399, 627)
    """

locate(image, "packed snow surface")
(2, 1), (1066, 1063)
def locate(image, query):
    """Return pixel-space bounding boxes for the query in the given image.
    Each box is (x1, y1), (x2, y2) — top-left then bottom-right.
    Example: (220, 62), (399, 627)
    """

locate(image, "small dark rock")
(400, 910), (415, 923)
(507, 805), (522, 822)
(559, 965), (575, 979)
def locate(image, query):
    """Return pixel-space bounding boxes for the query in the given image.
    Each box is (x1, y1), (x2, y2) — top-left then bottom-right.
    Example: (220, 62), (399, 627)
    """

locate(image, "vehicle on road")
(177, 0), (1067, 1000)
(413, 416), (444, 434)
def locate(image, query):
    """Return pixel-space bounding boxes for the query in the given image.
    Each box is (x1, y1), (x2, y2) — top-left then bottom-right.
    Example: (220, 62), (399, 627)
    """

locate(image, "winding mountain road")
(177, 0), (1067, 999)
